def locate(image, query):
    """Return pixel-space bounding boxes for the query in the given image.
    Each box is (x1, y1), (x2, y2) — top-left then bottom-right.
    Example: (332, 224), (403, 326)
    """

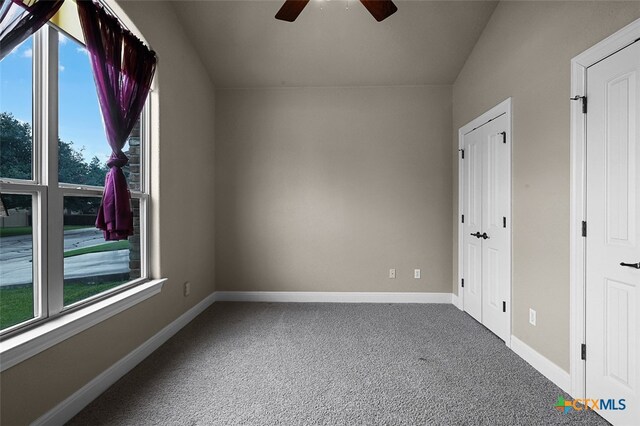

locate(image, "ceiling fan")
(275, 0), (398, 22)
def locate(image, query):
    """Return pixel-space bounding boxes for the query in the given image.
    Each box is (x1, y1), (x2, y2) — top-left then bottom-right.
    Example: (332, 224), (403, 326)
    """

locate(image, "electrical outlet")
(184, 281), (191, 297)
(529, 308), (536, 326)
(389, 268), (396, 279)
(414, 269), (421, 279)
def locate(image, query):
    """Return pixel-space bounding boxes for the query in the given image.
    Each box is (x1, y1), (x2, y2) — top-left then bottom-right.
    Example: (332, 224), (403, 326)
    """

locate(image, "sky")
(0, 31), (110, 164)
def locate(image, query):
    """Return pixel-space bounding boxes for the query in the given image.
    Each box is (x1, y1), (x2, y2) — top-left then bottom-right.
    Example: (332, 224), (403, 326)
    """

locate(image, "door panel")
(464, 242), (482, 320)
(467, 139), (483, 229)
(486, 247), (501, 310)
(488, 131), (501, 228)
(586, 40), (640, 425)
(606, 72), (636, 247)
(481, 114), (510, 342)
(604, 279), (634, 387)
(463, 128), (484, 321)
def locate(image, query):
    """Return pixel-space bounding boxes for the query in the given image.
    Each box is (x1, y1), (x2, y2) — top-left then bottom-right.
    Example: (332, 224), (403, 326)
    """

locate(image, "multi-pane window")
(0, 24), (150, 334)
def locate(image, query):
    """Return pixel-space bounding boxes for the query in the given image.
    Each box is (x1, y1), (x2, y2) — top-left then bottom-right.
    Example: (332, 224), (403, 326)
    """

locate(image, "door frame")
(457, 98), (513, 347)
(569, 17), (640, 399)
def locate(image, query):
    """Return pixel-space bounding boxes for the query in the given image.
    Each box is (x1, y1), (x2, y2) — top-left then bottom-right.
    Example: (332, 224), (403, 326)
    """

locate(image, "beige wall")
(0, 2), (216, 424)
(216, 86), (452, 293)
(452, 1), (640, 372)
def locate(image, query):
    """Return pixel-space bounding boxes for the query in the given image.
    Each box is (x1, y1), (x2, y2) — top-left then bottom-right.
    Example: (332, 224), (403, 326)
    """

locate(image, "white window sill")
(0, 278), (166, 372)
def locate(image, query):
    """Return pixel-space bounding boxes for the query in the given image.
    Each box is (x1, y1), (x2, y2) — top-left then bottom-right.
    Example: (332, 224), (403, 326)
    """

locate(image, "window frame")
(0, 23), (152, 338)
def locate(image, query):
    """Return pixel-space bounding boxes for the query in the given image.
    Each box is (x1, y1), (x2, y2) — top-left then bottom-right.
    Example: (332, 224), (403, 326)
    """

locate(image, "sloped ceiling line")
(171, 0), (498, 88)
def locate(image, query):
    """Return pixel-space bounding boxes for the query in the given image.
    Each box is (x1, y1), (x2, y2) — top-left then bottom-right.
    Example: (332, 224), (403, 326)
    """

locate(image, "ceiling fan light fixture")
(275, 0), (397, 22)
(275, 0), (311, 22)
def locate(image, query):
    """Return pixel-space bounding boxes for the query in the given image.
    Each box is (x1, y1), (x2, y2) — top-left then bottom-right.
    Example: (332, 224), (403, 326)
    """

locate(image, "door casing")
(457, 98), (513, 348)
(570, 17), (640, 399)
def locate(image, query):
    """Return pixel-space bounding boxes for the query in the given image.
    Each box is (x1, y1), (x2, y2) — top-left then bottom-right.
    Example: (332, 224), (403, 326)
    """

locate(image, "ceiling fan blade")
(275, 0), (310, 22)
(360, 0), (397, 22)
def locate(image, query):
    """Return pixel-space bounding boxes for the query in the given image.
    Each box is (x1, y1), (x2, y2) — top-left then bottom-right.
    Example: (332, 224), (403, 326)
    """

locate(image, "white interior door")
(480, 115), (510, 342)
(463, 127), (484, 322)
(586, 40), (640, 425)
(462, 113), (510, 342)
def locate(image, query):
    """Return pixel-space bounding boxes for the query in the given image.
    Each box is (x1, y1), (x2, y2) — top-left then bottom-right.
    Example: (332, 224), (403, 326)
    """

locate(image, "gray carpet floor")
(68, 303), (608, 425)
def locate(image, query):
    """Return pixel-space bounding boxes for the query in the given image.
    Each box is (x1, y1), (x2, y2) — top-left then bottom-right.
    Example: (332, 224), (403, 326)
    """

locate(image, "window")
(0, 24), (150, 335)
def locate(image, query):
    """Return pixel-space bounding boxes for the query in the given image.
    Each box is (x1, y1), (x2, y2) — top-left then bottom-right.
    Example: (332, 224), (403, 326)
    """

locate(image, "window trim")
(0, 278), (165, 372)
(1, 22), (155, 337)
(0, 184), (47, 335)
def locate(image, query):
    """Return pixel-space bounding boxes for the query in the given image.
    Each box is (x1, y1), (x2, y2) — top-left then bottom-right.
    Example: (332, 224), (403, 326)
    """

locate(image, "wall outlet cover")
(389, 269), (396, 279)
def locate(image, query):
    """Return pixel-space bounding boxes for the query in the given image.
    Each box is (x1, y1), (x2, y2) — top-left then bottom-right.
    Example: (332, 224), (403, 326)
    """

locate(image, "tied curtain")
(0, 0), (64, 60)
(77, 0), (156, 241)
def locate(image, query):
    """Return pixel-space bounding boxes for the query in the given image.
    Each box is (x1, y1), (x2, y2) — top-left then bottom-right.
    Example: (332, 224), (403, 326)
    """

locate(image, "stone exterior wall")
(128, 122), (141, 280)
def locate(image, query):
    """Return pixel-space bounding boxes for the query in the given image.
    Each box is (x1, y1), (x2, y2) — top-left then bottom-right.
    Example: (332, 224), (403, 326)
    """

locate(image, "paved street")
(0, 228), (130, 287)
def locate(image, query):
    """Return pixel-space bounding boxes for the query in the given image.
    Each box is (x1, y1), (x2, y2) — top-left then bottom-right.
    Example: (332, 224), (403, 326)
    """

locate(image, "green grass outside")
(1, 226), (130, 330)
(62, 281), (126, 306)
(0, 281), (126, 330)
(0, 285), (34, 330)
(0, 225), (92, 238)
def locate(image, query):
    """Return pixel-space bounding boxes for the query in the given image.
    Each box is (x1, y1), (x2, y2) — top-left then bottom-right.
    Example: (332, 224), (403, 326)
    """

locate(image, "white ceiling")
(171, 0), (498, 87)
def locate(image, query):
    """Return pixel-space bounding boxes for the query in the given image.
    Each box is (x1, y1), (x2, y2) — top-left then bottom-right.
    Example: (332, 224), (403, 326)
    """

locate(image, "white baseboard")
(33, 292), (217, 426)
(510, 335), (571, 395)
(214, 291), (453, 304)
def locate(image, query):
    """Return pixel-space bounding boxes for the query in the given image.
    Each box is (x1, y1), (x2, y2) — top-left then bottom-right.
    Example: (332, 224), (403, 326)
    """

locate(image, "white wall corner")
(510, 335), (571, 395)
(32, 292), (216, 426)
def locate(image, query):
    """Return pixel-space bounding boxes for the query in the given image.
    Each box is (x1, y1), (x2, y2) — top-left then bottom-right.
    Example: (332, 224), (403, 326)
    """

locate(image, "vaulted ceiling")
(171, 0), (498, 88)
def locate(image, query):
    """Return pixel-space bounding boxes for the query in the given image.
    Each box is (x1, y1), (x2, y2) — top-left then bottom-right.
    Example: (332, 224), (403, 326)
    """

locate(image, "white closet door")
(480, 115), (510, 342)
(462, 113), (510, 342)
(586, 40), (640, 425)
(463, 126), (484, 322)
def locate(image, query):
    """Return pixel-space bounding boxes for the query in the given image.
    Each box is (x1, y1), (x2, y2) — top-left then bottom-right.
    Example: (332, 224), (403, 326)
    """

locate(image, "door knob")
(470, 232), (482, 238)
(620, 262), (640, 269)
(481, 232), (490, 239)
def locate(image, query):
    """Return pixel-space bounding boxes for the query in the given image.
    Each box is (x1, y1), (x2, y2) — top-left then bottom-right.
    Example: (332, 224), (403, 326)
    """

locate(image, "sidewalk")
(0, 228), (130, 287)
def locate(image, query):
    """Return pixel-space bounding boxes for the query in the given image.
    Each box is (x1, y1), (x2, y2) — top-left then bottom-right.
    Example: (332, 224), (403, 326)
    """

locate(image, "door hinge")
(459, 149), (465, 159)
(571, 95), (588, 114)
(581, 343), (587, 360)
(503, 217), (507, 228)
(500, 131), (507, 144)
(502, 301), (506, 312)
(461, 214), (465, 224)
(461, 278), (464, 288)
(582, 221), (587, 237)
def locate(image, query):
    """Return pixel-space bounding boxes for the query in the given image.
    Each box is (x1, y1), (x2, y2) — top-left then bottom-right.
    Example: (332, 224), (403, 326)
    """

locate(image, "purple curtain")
(0, 0), (64, 60)
(77, 0), (156, 241)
